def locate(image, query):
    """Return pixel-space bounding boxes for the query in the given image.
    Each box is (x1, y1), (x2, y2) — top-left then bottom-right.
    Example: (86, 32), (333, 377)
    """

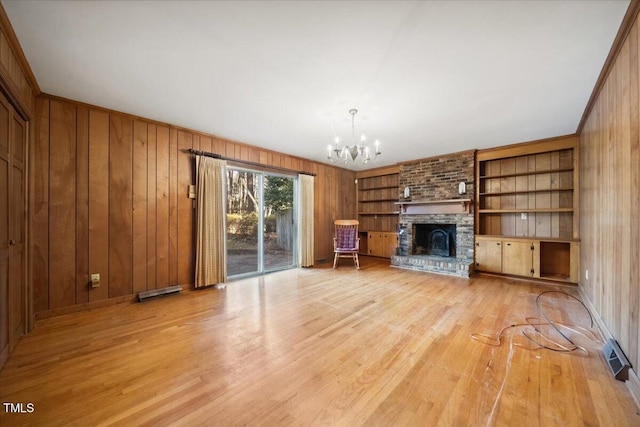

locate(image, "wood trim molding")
(476, 134), (577, 161)
(577, 285), (640, 408)
(0, 3), (40, 95)
(0, 61), (30, 119)
(34, 284), (196, 321)
(577, 0), (640, 134)
(355, 164), (400, 179)
(35, 294), (138, 321)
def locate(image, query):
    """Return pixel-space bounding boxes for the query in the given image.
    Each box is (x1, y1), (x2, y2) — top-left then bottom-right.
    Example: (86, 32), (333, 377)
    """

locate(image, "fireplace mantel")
(395, 199), (472, 215)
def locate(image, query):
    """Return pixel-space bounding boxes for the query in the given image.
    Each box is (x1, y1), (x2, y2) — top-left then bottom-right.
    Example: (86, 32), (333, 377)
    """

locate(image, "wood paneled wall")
(579, 8), (640, 387)
(33, 95), (356, 315)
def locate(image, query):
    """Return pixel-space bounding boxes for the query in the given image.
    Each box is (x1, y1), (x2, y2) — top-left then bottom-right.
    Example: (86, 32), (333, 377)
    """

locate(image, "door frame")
(226, 166), (298, 279)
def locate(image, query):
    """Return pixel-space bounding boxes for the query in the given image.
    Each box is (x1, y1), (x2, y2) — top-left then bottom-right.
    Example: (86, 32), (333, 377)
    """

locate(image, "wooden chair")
(333, 220), (360, 269)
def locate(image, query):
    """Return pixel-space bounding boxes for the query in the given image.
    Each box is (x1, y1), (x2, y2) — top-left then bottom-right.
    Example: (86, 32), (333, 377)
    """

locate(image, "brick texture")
(398, 150), (475, 200)
(392, 150), (475, 278)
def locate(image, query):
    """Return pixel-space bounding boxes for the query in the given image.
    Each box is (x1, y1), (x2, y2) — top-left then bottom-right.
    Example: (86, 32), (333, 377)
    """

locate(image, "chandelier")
(326, 109), (381, 164)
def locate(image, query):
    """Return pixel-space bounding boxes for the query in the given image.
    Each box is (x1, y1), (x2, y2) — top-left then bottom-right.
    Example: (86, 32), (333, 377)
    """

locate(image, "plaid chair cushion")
(336, 228), (357, 251)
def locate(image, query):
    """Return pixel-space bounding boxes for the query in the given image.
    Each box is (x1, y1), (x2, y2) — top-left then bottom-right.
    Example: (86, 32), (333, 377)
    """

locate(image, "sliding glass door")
(226, 169), (260, 276)
(226, 168), (296, 278)
(263, 175), (295, 271)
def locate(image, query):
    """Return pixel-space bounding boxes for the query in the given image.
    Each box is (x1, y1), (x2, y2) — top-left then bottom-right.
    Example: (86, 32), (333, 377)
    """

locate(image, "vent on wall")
(602, 338), (631, 381)
(138, 285), (182, 302)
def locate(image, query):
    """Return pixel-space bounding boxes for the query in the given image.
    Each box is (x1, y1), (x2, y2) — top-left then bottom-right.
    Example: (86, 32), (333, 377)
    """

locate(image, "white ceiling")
(3, 0), (630, 170)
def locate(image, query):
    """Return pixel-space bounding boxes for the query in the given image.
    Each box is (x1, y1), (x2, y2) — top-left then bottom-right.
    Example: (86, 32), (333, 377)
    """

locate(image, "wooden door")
(475, 238), (502, 273)
(0, 93), (11, 364)
(502, 240), (533, 277)
(9, 110), (26, 350)
(0, 92), (26, 367)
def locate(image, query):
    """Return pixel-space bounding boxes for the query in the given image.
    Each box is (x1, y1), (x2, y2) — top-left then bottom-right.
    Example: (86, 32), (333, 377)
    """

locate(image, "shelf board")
(477, 235), (579, 243)
(359, 198), (398, 203)
(358, 211), (400, 215)
(478, 208), (573, 213)
(540, 273), (571, 281)
(358, 185), (398, 191)
(479, 167), (574, 179)
(479, 187), (573, 196)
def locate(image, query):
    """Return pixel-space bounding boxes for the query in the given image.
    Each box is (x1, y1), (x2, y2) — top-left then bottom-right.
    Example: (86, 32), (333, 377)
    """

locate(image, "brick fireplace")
(391, 150), (475, 278)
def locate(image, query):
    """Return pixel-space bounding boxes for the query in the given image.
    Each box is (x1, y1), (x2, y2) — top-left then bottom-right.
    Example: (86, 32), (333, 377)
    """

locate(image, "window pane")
(263, 175), (295, 271)
(226, 170), (259, 276)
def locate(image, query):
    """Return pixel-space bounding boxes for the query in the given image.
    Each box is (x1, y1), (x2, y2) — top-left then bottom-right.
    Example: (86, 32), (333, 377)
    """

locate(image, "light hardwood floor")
(1, 258), (638, 426)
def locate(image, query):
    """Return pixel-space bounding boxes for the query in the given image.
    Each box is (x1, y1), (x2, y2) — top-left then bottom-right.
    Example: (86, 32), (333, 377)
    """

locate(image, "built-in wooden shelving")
(479, 187), (573, 196)
(478, 208), (573, 214)
(474, 136), (580, 283)
(356, 166), (400, 233)
(479, 167), (574, 179)
(480, 235), (579, 243)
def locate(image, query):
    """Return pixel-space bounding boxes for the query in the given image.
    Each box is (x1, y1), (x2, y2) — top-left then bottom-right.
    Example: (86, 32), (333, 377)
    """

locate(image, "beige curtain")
(195, 156), (227, 287)
(298, 174), (314, 267)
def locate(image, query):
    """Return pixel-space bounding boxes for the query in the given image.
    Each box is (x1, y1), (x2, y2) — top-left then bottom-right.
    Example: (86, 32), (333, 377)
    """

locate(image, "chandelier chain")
(351, 109), (356, 146)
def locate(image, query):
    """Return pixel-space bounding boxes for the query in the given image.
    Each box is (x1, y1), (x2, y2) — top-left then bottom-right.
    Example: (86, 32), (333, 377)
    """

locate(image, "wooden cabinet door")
(382, 232), (398, 258)
(368, 232), (398, 258)
(368, 232), (384, 257)
(475, 238), (502, 273)
(502, 240), (533, 277)
(357, 231), (368, 255)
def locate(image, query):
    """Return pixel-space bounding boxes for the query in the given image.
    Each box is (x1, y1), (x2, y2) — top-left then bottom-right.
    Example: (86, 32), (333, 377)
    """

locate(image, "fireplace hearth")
(413, 224), (456, 257)
(392, 212), (474, 278)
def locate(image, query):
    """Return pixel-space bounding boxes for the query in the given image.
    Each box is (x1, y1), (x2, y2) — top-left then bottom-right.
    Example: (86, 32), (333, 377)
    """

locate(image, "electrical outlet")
(585, 270), (589, 280)
(520, 213), (527, 220)
(90, 273), (100, 288)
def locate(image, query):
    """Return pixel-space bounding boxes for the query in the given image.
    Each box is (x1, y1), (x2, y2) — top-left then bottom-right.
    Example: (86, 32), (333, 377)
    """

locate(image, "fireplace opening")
(412, 224), (456, 257)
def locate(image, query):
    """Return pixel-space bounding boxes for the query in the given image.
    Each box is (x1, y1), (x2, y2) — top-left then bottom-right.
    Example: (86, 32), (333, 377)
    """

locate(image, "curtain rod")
(185, 149), (316, 176)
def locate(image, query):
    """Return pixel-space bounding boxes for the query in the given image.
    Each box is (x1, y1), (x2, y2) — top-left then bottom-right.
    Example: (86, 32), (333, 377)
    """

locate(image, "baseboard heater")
(603, 338), (631, 381)
(137, 285), (182, 302)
